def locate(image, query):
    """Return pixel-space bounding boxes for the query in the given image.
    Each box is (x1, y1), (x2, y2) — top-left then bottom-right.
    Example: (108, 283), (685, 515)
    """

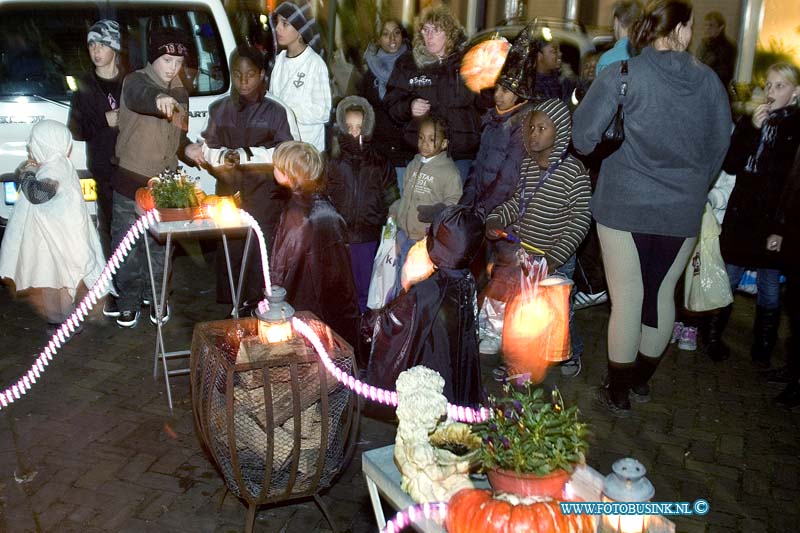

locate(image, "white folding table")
(142, 212), (253, 410)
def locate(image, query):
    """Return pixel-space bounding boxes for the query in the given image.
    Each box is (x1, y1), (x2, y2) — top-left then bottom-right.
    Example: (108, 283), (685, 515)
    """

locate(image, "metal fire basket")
(190, 313), (359, 532)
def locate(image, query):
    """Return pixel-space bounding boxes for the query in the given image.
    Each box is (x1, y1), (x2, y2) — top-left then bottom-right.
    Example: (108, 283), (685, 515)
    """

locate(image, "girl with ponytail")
(573, 0), (732, 417)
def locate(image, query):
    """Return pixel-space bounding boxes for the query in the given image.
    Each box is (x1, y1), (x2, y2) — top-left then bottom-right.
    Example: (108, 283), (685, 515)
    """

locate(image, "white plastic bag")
(367, 219), (398, 309)
(684, 206), (734, 312)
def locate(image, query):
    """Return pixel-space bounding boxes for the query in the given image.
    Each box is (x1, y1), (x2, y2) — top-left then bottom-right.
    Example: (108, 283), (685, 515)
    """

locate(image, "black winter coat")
(775, 145), (800, 269)
(460, 103), (531, 213)
(270, 192), (359, 347)
(384, 45), (482, 161)
(68, 69), (124, 178)
(360, 69), (415, 167)
(327, 137), (398, 243)
(721, 107), (800, 269)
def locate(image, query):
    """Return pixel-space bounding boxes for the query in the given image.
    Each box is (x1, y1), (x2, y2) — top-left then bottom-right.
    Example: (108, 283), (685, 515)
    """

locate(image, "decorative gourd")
(135, 187), (155, 211)
(446, 488), (595, 533)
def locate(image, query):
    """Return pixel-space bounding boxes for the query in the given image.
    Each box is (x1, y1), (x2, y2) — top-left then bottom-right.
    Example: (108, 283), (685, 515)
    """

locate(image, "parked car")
(0, 0), (238, 240)
(469, 17), (613, 78)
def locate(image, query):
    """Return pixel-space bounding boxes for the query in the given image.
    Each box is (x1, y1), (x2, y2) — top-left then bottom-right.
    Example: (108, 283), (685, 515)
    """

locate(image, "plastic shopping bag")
(684, 205), (734, 312)
(367, 219), (398, 309)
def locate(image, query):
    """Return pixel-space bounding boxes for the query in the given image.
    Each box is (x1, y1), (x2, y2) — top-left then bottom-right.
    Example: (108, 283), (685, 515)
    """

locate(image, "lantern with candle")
(502, 263), (573, 383)
(601, 458), (655, 533)
(254, 285), (295, 344)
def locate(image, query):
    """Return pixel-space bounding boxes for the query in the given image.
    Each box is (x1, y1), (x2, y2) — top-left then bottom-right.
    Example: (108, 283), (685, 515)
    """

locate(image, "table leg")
(234, 229), (253, 312)
(221, 233), (238, 319)
(364, 474), (386, 530)
(145, 231), (174, 411)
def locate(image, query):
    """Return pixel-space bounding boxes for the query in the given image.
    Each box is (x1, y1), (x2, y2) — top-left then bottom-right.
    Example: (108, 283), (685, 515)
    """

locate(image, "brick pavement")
(0, 245), (798, 532)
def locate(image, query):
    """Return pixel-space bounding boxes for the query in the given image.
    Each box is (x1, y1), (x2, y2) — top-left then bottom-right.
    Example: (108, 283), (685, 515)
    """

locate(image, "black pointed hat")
(496, 22), (538, 101)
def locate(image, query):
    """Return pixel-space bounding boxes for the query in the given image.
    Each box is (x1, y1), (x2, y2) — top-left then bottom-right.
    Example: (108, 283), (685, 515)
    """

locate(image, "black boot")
(596, 361), (636, 418)
(751, 306), (780, 369)
(631, 352), (661, 403)
(705, 304), (732, 362)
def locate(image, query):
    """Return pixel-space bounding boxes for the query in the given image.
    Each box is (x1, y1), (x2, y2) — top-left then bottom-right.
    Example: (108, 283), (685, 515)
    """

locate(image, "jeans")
(110, 192), (169, 313)
(395, 166), (406, 197)
(349, 241), (379, 313)
(555, 255), (584, 360)
(726, 264), (781, 309)
(454, 159), (473, 186)
(391, 228), (418, 301)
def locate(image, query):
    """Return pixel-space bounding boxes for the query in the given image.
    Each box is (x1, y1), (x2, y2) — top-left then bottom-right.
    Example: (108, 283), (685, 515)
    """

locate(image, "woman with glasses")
(383, 5), (482, 185)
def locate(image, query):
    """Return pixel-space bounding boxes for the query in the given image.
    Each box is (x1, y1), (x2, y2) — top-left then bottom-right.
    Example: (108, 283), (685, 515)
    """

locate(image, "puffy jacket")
(384, 43), (482, 161)
(327, 96), (399, 243)
(460, 102), (532, 213)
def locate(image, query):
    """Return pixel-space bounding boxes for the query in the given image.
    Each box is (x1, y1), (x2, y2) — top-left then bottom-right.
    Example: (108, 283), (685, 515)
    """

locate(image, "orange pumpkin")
(446, 488), (595, 533)
(135, 187), (155, 211)
(460, 39), (511, 93)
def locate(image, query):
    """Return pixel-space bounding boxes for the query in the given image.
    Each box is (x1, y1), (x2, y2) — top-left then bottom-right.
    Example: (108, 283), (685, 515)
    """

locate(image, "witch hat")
(496, 22), (538, 101)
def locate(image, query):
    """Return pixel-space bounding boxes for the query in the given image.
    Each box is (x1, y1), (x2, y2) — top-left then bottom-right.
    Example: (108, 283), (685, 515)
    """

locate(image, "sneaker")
(678, 326), (698, 351)
(141, 297), (151, 307)
(102, 298), (120, 318)
(149, 302), (171, 325)
(116, 310), (140, 328)
(560, 357), (582, 377)
(479, 337), (501, 355)
(573, 290), (609, 310)
(670, 322), (684, 344)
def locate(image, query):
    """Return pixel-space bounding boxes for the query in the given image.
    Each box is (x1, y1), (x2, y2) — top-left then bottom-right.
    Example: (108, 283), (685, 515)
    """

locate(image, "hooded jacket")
(383, 41), (482, 161)
(573, 46), (732, 237)
(488, 99), (591, 269)
(460, 102), (532, 213)
(327, 96), (399, 243)
(720, 106), (800, 268)
(391, 151), (462, 241)
(366, 205), (484, 406)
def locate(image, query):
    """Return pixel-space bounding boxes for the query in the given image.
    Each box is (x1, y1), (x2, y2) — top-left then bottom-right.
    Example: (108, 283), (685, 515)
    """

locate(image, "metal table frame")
(143, 216), (253, 410)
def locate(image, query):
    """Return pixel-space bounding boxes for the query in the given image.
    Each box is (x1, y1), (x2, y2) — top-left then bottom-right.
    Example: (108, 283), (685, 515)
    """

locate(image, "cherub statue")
(394, 366), (473, 503)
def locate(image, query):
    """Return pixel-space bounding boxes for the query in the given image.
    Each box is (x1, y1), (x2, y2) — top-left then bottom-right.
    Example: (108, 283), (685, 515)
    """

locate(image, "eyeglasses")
(421, 25), (444, 37)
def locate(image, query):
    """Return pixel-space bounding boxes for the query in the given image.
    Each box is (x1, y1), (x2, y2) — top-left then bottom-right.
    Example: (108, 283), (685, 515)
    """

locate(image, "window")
(0, 2), (229, 101)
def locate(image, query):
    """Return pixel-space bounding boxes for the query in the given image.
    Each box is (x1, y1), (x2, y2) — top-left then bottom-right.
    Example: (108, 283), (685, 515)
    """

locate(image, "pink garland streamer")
(380, 502), (449, 533)
(0, 208), (490, 425)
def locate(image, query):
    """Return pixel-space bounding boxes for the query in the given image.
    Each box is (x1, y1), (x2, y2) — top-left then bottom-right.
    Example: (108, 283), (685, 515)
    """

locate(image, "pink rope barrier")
(380, 502), (449, 533)
(0, 208), (490, 424)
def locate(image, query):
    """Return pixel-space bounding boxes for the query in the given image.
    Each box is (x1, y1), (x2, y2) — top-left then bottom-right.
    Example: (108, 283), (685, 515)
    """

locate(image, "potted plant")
(142, 170), (204, 221)
(475, 382), (588, 498)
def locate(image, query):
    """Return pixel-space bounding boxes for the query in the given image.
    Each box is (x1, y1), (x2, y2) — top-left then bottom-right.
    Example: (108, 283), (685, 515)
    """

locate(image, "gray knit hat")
(272, 1), (323, 55)
(87, 19), (121, 52)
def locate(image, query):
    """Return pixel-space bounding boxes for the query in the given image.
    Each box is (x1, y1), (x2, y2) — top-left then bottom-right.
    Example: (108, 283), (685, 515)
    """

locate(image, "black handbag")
(595, 60), (628, 157)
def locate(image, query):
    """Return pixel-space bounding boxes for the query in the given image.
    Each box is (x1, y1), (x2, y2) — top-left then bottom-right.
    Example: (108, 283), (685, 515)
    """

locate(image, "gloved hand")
(485, 218), (505, 240)
(416, 203), (447, 223)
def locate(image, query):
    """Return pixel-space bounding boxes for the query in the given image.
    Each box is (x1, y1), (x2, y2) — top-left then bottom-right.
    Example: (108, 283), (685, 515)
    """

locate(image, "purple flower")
(513, 399), (523, 413)
(500, 436), (511, 449)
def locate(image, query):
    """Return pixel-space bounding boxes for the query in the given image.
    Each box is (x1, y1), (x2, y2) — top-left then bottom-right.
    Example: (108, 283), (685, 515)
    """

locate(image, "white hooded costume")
(0, 120), (106, 297)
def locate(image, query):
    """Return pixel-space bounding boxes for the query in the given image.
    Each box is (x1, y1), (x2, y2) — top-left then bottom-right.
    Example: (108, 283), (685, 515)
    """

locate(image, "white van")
(0, 0), (237, 236)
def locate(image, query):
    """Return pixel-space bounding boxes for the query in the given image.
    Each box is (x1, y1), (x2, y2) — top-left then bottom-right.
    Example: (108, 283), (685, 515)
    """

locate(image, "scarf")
(745, 106), (795, 174)
(365, 43), (408, 99)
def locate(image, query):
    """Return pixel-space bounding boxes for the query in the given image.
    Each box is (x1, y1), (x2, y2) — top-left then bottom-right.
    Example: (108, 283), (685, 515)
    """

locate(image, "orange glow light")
(460, 39), (512, 93)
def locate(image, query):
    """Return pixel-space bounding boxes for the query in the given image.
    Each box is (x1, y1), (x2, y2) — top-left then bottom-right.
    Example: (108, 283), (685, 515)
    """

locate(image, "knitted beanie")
(272, 1), (323, 55)
(87, 19), (121, 52)
(148, 27), (191, 63)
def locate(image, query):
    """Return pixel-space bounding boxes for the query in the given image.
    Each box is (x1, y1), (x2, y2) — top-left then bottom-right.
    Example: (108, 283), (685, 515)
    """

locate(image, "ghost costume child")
(0, 120), (106, 323)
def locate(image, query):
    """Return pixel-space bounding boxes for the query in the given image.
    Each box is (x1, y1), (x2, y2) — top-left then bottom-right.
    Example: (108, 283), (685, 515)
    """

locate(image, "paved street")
(0, 242), (798, 532)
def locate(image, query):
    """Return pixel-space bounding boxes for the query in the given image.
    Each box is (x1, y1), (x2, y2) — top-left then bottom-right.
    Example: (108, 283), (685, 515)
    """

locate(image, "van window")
(0, 3), (229, 102)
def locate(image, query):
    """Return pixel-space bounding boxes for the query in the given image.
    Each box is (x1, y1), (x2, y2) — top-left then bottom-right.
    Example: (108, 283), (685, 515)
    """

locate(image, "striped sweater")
(488, 99), (591, 268)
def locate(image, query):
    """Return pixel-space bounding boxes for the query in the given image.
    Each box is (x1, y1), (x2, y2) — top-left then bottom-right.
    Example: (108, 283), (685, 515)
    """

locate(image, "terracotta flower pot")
(487, 467), (571, 498)
(156, 206), (204, 222)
